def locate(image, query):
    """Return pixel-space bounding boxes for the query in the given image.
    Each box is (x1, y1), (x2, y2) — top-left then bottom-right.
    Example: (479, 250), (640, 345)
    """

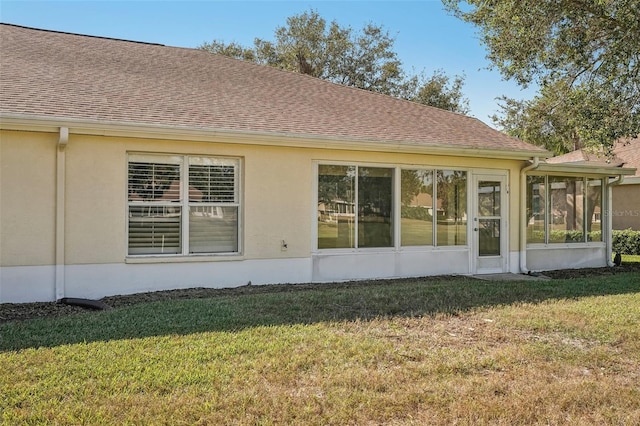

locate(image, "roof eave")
(532, 162), (637, 177)
(621, 176), (640, 184)
(0, 113), (551, 161)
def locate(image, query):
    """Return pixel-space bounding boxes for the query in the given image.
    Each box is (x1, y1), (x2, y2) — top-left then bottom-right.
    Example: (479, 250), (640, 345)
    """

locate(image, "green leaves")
(199, 40), (255, 62)
(411, 70), (470, 114)
(445, 0), (640, 153)
(494, 77), (639, 155)
(612, 229), (640, 255)
(198, 8), (469, 113)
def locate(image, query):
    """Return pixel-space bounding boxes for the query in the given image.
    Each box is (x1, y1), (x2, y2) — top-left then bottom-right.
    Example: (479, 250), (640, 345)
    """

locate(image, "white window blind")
(188, 157), (238, 203)
(128, 205), (182, 254)
(128, 160), (181, 202)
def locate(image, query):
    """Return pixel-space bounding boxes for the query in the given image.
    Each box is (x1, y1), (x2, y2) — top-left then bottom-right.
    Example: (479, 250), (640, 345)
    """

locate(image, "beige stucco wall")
(64, 135), (127, 264)
(1, 129), (526, 269)
(612, 184), (640, 230)
(62, 136), (304, 263)
(62, 135), (317, 264)
(1, 130), (57, 266)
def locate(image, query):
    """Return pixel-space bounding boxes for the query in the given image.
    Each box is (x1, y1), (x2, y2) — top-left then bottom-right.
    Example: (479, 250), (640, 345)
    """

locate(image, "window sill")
(313, 245), (469, 254)
(398, 245), (469, 252)
(125, 253), (244, 264)
(526, 242), (606, 249)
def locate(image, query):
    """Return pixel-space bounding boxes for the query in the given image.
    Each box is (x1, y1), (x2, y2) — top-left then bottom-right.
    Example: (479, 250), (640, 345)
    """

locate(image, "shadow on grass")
(1, 273), (639, 351)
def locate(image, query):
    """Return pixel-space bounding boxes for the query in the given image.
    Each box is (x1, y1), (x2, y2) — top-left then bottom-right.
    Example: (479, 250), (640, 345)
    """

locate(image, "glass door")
(474, 175), (508, 274)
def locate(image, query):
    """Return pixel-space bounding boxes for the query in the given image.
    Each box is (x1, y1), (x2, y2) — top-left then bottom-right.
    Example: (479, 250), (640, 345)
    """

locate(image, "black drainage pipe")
(58, 298), (111, 310)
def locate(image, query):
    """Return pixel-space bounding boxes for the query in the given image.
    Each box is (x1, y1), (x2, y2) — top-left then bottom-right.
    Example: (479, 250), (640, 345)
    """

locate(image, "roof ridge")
(0, 22), (164, 47)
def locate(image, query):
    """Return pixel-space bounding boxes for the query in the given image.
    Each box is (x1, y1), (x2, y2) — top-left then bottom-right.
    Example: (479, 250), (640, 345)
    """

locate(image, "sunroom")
(522, 161), (636, 272)
(311, 160), (505, 281)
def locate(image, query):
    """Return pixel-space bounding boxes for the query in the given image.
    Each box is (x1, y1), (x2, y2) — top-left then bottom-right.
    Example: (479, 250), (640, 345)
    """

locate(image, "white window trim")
(313, 161), (470, 253)
(126, 153), (243, 258)
(525, 174), (605, 247)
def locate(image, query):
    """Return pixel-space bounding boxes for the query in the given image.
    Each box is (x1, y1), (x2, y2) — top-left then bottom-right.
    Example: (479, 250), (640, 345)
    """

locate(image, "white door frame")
(472, 172), (509, 274)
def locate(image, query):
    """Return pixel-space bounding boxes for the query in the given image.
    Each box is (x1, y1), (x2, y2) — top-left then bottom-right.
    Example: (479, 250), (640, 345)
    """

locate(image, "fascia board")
(0, 113), (551, 161)
(619, 176), (640, 184)
(532, 162), (637, 177)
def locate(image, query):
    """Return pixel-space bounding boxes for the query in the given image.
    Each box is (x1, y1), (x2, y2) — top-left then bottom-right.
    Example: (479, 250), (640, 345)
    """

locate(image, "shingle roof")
(548, 138), (640, 177)
(614, 138), (640, 177)
(0, 23), (547, 155)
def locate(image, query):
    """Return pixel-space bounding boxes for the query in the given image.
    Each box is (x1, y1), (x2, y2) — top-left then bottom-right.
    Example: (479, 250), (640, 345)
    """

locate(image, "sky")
(0, 0), (538, 125)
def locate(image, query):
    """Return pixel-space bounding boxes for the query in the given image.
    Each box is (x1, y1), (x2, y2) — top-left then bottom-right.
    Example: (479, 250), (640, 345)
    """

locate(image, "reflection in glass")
(317, 165), (356, 249)
(549, 176), (585, 243)
(128, 162), (181, 201)
(479, 218), (500, 256)
(189, 206), (238, 253)
(587, 178), (602, 241)
(526, 175), (546, 243)
(401, 169), (434, 246)
(358, 167), (393, 248)
(189, 158), (238, 202)
(128, 206), (181, 255)
(478, 181), (500, 217)
(477, 180), (501, 257)
(436, 170), (467, 246)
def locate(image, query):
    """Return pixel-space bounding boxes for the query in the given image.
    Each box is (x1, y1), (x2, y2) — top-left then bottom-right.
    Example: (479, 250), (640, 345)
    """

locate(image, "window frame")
(314, 161), (470, 252)
(127, 153), (242, 258)
(399, 167), (468, 248)
(316, 163), (394, 250)
(526, 173), (605, 246)
(400, 168), (436, 247)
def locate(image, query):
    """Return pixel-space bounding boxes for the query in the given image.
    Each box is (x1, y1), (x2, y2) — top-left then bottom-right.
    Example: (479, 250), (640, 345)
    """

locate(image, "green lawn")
(318, 219), (466, 247)
(2, 273), (639, 425)
(622, 254), (640, 263)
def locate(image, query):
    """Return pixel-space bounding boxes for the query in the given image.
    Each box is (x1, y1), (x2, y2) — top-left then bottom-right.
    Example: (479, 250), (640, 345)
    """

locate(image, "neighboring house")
(1, 24), (635, 303)
(549, 138), (640, 231)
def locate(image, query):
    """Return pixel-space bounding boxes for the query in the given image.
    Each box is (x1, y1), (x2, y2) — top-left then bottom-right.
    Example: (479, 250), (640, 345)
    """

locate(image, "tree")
(444, 0), (640, 152)
(493, 78), (636, 156)
(255, 9), (333, 76)
(199, 40), (256, 62)
(332, 22), (406, 97)
(198, 9), (469, 112)
(411, 70), (470, 115)
(492, 79), (584, 155)
(400, 169), (430, 207)
(239, 9), (408, 96)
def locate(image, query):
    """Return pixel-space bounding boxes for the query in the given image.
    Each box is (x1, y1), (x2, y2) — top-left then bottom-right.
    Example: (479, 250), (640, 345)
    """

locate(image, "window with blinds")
(127, 154), (240, 256)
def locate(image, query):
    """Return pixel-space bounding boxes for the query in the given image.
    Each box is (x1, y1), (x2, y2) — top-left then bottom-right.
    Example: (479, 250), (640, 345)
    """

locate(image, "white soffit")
(532, 162), (636, 177)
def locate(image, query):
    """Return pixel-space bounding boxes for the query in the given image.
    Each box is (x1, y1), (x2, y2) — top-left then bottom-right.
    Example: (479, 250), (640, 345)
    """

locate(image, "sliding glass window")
(317, 165), (356, 249)
(317, 165), (393, 249)
(318, 164), (468, 250)
(436, 170), (467, 246)
(358, 167), (393, 247)
(400, 169), (434, 246)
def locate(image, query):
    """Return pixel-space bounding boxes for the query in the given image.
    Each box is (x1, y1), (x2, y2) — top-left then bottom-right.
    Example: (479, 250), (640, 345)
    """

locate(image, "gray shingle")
(1, 24), (547, 154)
(549, 138), (640, 177)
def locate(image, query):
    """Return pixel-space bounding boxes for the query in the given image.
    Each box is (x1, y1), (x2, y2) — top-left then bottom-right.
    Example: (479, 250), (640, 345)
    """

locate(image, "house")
(548, 138), (640, 230)
(0, 24), (635, 303)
